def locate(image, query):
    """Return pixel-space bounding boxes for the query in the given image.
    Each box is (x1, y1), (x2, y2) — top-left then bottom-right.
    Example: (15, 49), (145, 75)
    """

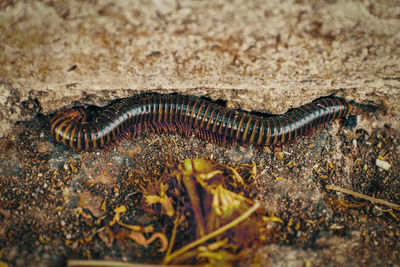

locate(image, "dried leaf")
(78, 191), (105, 218)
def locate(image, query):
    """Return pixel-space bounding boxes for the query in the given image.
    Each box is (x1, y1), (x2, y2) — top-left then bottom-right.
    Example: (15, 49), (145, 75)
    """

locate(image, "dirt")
(0, 97), (399, 266)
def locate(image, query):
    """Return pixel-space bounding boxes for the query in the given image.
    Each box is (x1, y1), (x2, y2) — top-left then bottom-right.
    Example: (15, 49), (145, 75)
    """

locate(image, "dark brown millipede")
(50, 92), (353, 151)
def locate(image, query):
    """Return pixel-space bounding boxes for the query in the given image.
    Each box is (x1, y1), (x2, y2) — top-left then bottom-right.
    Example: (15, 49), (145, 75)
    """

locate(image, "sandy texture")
(0, 1), (399, 266)
(0, 0), (399, 137)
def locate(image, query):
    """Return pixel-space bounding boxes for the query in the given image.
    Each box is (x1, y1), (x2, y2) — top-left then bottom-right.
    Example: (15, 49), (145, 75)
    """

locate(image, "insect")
(50, 92), (353, 151)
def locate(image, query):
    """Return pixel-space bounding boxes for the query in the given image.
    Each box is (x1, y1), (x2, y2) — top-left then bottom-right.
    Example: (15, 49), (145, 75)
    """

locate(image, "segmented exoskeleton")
(50, 92), (353, 151)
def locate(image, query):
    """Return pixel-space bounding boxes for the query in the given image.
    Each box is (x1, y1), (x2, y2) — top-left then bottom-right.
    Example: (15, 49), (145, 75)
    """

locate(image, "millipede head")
(50, 108), (87, 150)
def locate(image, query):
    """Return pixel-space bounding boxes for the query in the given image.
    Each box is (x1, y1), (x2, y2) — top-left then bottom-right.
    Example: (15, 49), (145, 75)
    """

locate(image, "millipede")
(50, 92), (354, 151)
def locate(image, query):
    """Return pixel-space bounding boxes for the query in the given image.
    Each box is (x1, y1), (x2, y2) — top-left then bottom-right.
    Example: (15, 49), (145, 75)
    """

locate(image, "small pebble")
(376, 158), (391, 170)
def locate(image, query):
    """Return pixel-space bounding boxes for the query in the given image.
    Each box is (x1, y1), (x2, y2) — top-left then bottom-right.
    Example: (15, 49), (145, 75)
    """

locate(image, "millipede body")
(50, 92), (353, 151)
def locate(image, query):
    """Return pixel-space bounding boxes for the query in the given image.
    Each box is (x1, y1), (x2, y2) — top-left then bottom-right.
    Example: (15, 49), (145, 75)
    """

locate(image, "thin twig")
(326, 185), (400, 209)
(68, 259), (190, 267)
(165, 213), (181, 257)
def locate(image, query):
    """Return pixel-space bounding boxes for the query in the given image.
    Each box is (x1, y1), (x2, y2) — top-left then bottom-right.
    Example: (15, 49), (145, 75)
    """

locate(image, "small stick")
(68, 259), (188, 267)
(326, 185), (400, 209)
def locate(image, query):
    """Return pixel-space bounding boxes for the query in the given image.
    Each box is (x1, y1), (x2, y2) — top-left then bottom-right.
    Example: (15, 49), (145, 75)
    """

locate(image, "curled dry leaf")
(78, 191), (105, 218)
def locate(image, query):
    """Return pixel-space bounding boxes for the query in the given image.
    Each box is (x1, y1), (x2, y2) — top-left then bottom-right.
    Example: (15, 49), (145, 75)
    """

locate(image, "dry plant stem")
(165, 214), (181, 257)
(327, 185), (400, 209)
(183, 175), (206, 237)
(163, 202), (261, 264)
(68, 259), (189, 267)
